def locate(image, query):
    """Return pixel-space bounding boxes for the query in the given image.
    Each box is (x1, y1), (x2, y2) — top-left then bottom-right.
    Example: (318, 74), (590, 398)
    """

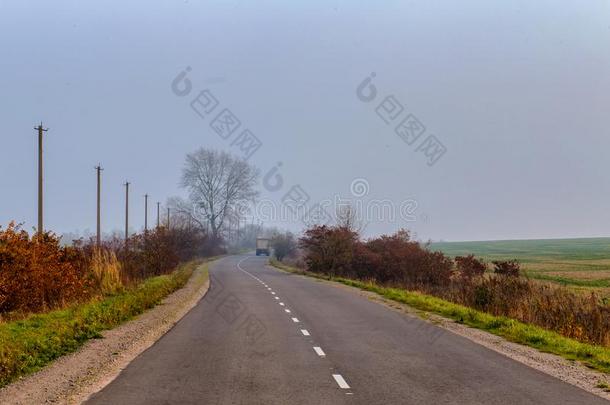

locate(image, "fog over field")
(1, 0), (609, 241)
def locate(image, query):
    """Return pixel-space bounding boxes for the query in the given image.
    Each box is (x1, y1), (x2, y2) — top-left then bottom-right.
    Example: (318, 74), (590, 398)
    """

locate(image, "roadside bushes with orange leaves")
(0, 223), (91, 315)
(0, 222), (220, 319)
(299, 225), (610, 346)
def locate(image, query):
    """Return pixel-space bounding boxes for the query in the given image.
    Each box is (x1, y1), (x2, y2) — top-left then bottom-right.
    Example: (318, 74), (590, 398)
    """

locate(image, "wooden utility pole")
(35, 123), (48, 235)
(144, 194), (149, 233)
(167, 207), (170, 229)
(95, 165), (103, 246)
(124, 181), (130, 242)
(157, 202), (160, 228)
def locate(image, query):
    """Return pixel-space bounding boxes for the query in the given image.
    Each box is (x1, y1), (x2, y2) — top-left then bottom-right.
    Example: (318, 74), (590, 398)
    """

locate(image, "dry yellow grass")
(90, 248), (123, 295)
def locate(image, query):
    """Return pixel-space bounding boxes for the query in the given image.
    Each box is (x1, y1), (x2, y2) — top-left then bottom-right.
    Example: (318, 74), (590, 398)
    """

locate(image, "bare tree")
(177, 149), (259, 241)
(167, 196), (198, 230)
(336, 205), (364, 233)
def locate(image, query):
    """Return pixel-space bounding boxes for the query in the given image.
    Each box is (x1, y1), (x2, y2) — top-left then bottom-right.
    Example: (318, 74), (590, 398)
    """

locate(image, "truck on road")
(256, 238), (270, 256)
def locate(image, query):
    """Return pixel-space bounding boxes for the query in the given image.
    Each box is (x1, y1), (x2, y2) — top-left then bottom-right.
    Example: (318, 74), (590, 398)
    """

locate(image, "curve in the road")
(87, 254), (608, 405)
(237, 256), (353, 393)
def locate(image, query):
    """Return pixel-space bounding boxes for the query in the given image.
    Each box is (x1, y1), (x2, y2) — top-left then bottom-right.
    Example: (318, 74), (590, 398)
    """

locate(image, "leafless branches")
(177, 149), (259, 241)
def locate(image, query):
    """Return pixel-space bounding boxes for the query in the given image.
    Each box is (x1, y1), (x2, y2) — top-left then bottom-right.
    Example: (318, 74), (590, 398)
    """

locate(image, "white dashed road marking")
(237, 256), (355, 394)
(332, 374), (350, 389)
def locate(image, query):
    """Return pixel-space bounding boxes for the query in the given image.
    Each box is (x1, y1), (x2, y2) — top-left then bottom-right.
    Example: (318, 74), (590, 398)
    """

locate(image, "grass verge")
(270, 259), (610, 375)
(0, 259), (210, 388)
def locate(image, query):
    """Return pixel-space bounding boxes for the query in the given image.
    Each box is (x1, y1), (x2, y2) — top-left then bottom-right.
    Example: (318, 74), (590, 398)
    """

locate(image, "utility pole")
(167, 207), (170, 229)
(124, 181), (130, 242)
(95, 165), (103, 246)
(35, 123), (48, 235)
(144, 194), (149, 234)
(157, 202), (160, 228)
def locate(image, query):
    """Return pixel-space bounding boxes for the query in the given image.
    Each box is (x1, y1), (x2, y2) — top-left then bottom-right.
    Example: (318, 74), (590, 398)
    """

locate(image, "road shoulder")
(0, 261), (213, 405)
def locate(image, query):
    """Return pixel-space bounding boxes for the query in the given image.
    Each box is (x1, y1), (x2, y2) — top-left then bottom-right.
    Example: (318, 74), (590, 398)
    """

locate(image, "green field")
(430, 238), (610, 297)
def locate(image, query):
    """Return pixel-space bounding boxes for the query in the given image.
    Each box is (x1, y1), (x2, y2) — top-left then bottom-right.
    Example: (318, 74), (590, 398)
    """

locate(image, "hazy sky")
(1, 0), (609, 241)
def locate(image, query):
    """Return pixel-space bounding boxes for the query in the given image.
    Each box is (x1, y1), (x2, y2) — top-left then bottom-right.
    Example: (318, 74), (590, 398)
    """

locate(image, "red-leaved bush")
(299, 225), (610, 346)
(0, 223), (90, 314)
(0, 222), (222, 318)
(300, 227), (453, 288)
(454, 255), (487, 280)
(300, 226), (358, 278)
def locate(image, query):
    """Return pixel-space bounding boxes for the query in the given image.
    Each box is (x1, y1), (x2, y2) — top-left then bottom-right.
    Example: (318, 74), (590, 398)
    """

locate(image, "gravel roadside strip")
(0, 260), (214, 405)
(276, 267), (610, 402)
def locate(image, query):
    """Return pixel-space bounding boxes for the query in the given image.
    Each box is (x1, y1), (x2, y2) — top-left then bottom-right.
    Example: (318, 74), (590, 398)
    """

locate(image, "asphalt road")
(87, 255), (607, 404)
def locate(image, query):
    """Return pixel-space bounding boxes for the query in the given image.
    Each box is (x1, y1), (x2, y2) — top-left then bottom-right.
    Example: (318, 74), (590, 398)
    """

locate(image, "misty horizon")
(1, 1), (609, 242)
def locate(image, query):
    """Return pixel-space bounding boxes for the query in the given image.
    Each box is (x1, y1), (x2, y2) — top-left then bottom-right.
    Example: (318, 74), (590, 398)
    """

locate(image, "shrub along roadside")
(0, 222), (221, 318)
(0, 260), (210, 388)
(298, 226), (610, 346)
(270, 259), (610, 375)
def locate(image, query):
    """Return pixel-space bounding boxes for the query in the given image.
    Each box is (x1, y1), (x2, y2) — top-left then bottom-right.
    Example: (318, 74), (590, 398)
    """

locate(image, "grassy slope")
(0, 260), (210, 387)
(270, 260), (610, 375)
